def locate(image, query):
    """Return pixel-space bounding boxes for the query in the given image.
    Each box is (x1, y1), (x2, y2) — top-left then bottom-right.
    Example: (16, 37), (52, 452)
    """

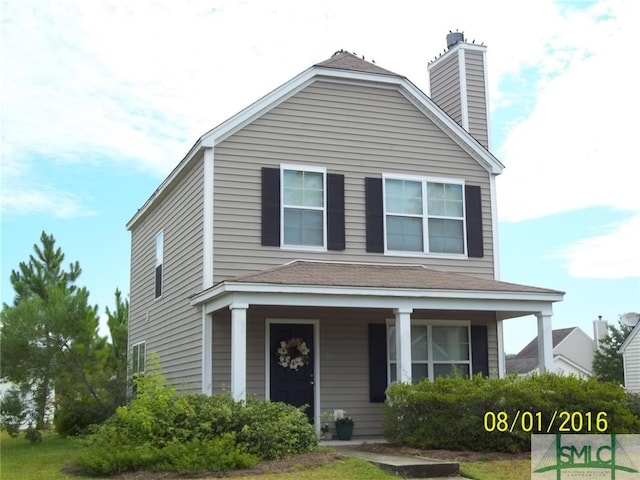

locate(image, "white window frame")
(131, 341), (146, 375)
(280, 164), (327, 251)
(382, 173), (467, 258)
(155, 231), (164, 299)
(386, 319), (472, 384)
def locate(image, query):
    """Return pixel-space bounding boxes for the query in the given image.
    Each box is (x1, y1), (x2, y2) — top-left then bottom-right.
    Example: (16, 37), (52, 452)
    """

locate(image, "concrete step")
(340, 448), (460, 478)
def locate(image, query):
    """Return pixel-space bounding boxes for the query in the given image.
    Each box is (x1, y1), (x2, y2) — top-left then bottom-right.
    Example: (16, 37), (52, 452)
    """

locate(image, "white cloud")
(556, 213), (640, 279)
(496, 0), (639, 222)
(0, 185), (95, 219)
(2, 0), (637, 230)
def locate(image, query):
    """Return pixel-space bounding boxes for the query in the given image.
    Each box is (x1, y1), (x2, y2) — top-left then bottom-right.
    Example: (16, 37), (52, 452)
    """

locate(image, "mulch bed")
(65, 450), (344, 479)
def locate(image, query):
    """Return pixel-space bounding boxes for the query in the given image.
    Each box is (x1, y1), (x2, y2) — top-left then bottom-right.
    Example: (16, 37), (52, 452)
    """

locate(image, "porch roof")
(230, 260), (563, 294)
(191, 260), (564, 320)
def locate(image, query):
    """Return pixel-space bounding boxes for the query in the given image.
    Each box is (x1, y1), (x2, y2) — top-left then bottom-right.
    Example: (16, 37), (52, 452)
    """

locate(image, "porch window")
(281, 166), (326, 248)
(387, 323), (471, 383)
(384, 176), (465, 255)
(131, 341), (146, 375)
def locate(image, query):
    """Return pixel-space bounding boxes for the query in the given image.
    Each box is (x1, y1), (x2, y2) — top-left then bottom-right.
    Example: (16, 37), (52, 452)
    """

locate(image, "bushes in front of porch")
(383, 373), (640, 453)
(74, 369), (317, 476)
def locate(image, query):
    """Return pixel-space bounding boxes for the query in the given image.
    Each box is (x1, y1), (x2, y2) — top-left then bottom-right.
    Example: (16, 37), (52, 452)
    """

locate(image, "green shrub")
(156, 434), (259, 473)
(73, 368), (317, 476)
(54, 397), (111, 436)
(0, 389), (27, 438)
(384, 374), (640, 453)
(236, 398), (318, 459)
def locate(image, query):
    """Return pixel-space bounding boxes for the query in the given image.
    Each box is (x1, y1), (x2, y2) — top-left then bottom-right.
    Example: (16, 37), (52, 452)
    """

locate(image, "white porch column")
(230, 303), (248, 401)
(202, 308), (213, 395)
(394, 308), (413, 383)
(536, 312), (554, 373)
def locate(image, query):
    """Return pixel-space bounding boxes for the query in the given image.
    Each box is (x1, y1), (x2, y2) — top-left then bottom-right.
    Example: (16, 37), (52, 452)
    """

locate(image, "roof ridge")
(315, 50), (401, 76)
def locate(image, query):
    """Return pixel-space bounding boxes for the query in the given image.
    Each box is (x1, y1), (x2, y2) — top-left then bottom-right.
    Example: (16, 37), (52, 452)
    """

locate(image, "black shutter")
(368, 323), (388, 403)
(365, 177), (384, 253)
(465, 185), (483, 258)
(261, 167), (280, 246)
(327, 173), (345, 251)
(471, 325), (489, 376)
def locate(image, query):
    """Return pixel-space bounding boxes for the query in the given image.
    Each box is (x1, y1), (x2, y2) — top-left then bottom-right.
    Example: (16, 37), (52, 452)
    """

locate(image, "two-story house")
(127, 33), (564, 436)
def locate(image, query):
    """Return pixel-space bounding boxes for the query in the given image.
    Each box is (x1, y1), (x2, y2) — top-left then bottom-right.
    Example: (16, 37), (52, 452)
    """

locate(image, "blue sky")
(1, 0), (638, 354)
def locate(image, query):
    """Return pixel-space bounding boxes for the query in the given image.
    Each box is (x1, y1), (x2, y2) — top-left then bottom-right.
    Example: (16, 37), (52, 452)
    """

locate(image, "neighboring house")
(506, 327), (595, 377)
(619, 317), (640, 393)
(127, 33), (564, 436)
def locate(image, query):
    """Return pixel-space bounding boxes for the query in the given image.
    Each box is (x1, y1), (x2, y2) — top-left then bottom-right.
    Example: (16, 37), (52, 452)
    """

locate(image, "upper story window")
(384, 176), (465, 255)
(155, 231), (163, 299)
(281, 166), (327, 249)
(387, 322), (471, 383)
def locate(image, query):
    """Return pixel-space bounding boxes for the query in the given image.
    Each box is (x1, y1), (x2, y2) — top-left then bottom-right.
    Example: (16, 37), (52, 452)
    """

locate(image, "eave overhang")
(190, 280), (564, 321)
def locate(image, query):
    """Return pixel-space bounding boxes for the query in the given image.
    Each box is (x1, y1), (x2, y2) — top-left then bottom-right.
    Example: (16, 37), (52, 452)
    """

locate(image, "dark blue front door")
(269, 323), (314, 422)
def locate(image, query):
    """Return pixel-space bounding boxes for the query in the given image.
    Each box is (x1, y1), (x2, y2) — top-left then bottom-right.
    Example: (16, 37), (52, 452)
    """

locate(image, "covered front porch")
(191, 261), (564, 435)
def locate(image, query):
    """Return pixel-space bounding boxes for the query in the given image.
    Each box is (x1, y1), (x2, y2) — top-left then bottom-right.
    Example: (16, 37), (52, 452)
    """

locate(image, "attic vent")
(446, 31), (464, 49)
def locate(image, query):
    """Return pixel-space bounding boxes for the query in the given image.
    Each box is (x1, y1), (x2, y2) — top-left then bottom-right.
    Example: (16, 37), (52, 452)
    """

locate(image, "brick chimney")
(428, 32), (490, 149)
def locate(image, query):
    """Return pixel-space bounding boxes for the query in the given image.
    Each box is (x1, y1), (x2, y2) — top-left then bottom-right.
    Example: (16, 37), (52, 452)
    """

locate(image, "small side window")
(155, 232), (163, 299)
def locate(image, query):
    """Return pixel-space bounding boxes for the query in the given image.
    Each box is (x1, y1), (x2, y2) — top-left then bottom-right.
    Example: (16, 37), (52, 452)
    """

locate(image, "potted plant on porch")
(334, 415), (355, 441)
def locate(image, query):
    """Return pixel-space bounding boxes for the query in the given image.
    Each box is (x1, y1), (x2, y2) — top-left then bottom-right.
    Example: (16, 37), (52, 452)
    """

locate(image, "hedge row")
(383, 374), (640, 453)
(75, 370), (317, 476)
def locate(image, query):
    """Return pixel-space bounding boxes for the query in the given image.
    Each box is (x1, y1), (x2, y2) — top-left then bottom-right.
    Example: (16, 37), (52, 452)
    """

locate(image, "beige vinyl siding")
(428, 55), (463, 125)
(210, 306), (498, 436)
(464, 49), (489, 148)
(623, 335), (640, 393)
(213, 80), (494, 282)
(129, 156), (205, 393)
(554, 330), (595, 374)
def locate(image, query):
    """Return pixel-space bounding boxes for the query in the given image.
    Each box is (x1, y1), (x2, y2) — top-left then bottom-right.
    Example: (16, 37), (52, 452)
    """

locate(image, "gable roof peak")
(315, 50), (400, 76)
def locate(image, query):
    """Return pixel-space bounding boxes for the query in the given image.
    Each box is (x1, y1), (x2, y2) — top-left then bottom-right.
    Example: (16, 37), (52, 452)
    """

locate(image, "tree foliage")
(1, 231), (128, 435)
(592, 320), (634, 384)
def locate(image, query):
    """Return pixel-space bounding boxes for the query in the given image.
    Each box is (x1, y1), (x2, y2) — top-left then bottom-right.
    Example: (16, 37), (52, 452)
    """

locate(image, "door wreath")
(276, 337), (310, 370)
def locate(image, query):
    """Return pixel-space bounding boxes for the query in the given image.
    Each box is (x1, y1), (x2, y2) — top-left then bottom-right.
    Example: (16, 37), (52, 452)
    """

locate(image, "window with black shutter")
(261, 166), (345, 251)
(364, 176), (484, 257)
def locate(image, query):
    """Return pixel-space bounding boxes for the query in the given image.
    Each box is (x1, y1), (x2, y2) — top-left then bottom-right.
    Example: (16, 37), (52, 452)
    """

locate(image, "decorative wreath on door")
(276, 337), (310, 371)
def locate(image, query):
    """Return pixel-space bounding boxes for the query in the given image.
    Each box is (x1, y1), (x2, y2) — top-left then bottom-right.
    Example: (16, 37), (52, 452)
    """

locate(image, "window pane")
(389, 362), (397, 383)
(428, 219), (463, 253)
(432, 326), (469, 361)
(434, 363), (469, 379)
(411, 326), (428, 361)
(155, 232), (163, 266)
(387, 216), (423, 251)
(283, 170), (323, 207)
(427, 182), (463, 217)
(412, 364), (428, 383)
(385, 179), (422, 215)
(284, 208), (323, 246)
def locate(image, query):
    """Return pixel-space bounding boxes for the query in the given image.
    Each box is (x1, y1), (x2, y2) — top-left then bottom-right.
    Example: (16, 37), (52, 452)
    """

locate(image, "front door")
(269, 323), (314, 422)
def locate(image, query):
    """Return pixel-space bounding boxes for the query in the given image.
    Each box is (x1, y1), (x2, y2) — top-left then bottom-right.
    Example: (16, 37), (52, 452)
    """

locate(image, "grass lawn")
(460, 458), (531, 480)
(0, 432), (396, 480)
(0, 431), (86, 479)
(2, 431), (532, 479)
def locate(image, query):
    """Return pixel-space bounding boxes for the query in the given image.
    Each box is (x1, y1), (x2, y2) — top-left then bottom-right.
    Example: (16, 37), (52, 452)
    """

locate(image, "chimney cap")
(446, 32), (465, 49)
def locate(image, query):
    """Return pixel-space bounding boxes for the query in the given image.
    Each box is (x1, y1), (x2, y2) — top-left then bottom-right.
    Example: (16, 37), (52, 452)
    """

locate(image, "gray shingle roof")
(231, 260), (565, 294)
(315, 51), (400, 76)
